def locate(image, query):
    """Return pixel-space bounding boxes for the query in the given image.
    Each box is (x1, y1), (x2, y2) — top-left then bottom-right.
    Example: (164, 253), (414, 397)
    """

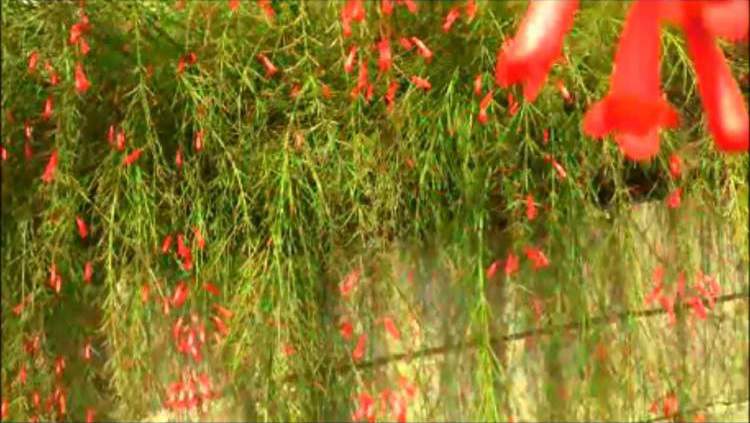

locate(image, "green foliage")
(1, 1), (747, 421)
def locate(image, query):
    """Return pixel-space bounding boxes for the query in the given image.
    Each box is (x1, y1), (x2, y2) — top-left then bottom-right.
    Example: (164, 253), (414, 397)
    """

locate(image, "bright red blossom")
(42, 150), (59, 183)
(465, 0), (477, 21)
(410, 75), (431, 91)
(75, 62), (91, 93)
(385, 80), (399, 111)
(411, 37), (433, 62)
(443, 7), (461, 33)
(525, 194), (537, 220)
(257, 53), (278, 78)
(83, 261), (93, 284)
(505, 252), (519, 277)
(383, 316), (401, 341)
(76, 216), (88, 239)
(524, 246), (549, 270)
(486, 260), (500, 279)
(339, 318), (354, 340)
(668, 154), (682, 179)
(666, 187), (682, 209)
(42, 96), (54, 120)
(123, 148), (143, 166)
(583, 1), (679, 161)
(352, 333), (367, 361)
(495, 0), (579, 101)
(377, 38), (392, 73)
(28, 51), (39, 74)
(683, 14), (748, 152)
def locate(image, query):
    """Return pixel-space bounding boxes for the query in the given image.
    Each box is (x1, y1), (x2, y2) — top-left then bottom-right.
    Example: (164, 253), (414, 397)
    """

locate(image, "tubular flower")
(661, 0), (748, 42)
(583, 0), (679, 161)
(683, 14), (748, 152)
(494, 0), (579, 102)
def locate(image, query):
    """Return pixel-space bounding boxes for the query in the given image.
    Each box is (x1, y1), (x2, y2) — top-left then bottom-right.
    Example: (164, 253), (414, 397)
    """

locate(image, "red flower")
(83, 341), (92, 361)
(473, 73), (483, 97)
(341, 0), (365, 37)
(683, 17), (748, 152)
(42, 96), (53, 120)
(659, 294), (677, 325)
(177, 233), (193, 270)
(25, 121), (33, 140)
(494, 0), (579, 101)
(352, 391), (376, 423)
(194, 130), (204, 152)
(162, 234), (173, 254)
(83, 261), (93, 284)
(258, 0), (275, 21)
(399, 37), (414, 51)
(556, 79), (573, 103)
(486, 260), (500, 279)
(524, 246), (549, 270)
(525, 194), (537, 221)
(18, 364), (27, 384)
(383, 316), (401, 341)
(668, 153), (682, 179)
(75, 62), (91, 93)
(402, 0), (418, 14)
(171, 281), (189, 308)
(377, 38), (392, 73)
(46, 61), (60, 86)
(666, 187), (682, 209)
(477, 90), (493, 124)
(687, 296), (707, 320)
(352, 333), (367, 361)
(193, 226), (206, 250)
(123, 148), (143, 166)
(175, 147), (183, 170)
(112, 129), (125, 151)
(662, 0), (748, 42)
(663, 392), (679, 417)
(505, 252), (519, 277)
(544, 155), (567, 179)
(85, 408), (96, 423)
(411, 37), (433, 62)
(507, 93), (519, 116)
(385, 80), (399, 111)
(28, 51), (39, 74)
(141, 283), (151, 303)
(344, 45), (358, 74)
(321, 83), (332, 99)
(339, 318), (354, 340)
(410, 75), (431, 91)
(339, 268), (361, 297)
(351, 57), (370, 101)
(381, 0), (393, 16)
(442, 7), (461, 33)
(583, 1), (679, 161)
(228, 0), (240, 12)
(257, 53), (278, 78)
(203, 281), (220, 296)
(76, 216), (88, 239)
(41, 149), (59, 183)
(79, 37), (90, 56)
(465, 0), (477, 21)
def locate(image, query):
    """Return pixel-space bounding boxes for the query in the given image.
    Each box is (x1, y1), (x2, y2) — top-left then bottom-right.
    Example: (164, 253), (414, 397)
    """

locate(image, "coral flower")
(583, 0), (679, 161)
(75, 62), (91, 93)
(683, 16), (748, 152)
(494, 0), (579, 102)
